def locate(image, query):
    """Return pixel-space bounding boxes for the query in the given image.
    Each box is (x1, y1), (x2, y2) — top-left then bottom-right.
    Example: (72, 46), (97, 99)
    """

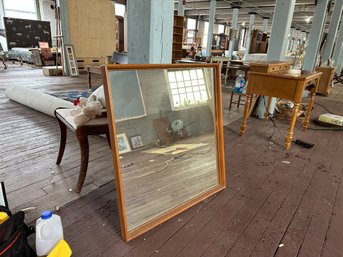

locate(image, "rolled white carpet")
(5, 85), (74, 117)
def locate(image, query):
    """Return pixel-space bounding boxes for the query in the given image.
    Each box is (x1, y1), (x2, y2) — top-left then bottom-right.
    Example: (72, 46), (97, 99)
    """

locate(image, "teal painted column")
(206, 0), (216, 56)
(244, 12), (256, 55)
(336, 44), (343, 74)
(57, 0), (71, 75)
(303, 0), (330, 71)
(267, 0), (296, 61)
(262, 17), (269, 32)
(333, 20), (343, 74)
(228, 7), (239, 58)
(127, 0), (174, 64)
(178, 0), (184, 16)
(0, 0), (4, 30)
(256, 0), (296, 118)
(321, 0), (343, 65)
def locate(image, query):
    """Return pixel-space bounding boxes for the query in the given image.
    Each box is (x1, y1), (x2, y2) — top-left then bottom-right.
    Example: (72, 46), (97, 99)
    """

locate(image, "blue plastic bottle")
(234, 75), (245, 93)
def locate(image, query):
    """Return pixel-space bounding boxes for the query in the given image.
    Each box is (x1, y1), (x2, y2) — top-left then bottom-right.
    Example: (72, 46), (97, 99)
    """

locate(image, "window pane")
(167, 70), (209, 109)
(5, 10), (36, 20)
(168, 72), (176, 82)
(170, 82), (177, 89)
(4, 0), (35, 12)
(177, 82), (185, 87)
(115, 3), (125, 17)
(194, 92), (201, 101)
(175, 71), (183, 81)
(191, 80), (199, 86)
(187, 18), (196, 30)
(183, 70), (190, 80)
(190, 70), (197, 79)
(186, 87), (193, 93)
(187, 93), (195, 102)
(200, 91), (208, 99)
(196, 69), (204, 78)
(173, 96), (181, 107)
(218, 24), (225, 34)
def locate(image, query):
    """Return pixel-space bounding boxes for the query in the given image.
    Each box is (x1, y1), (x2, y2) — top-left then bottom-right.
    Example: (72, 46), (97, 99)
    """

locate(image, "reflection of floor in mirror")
(118, 133), (218, 232)
(221, 87), (245, 126)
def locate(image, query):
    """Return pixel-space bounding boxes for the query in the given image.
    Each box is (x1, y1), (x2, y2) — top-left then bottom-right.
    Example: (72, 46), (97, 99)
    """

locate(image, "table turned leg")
(303, 89), (316, 131)
(264, 96), (272, 121)
(76, 131), (89, 194)
(285, 103), (300, 150)
(240, 94), (252, 136)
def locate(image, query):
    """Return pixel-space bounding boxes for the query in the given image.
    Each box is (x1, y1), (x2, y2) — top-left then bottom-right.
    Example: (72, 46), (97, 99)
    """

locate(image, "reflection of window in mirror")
(166, 68), (212, 110)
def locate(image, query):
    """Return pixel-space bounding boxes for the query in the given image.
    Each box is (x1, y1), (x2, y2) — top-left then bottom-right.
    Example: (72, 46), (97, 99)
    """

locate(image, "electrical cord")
(262, 96), (284, 139)
(314, 102), (334, 114)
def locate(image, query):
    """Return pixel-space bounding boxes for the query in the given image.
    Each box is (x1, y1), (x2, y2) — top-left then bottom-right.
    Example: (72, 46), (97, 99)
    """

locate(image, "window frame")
(165, 68), (211, 111)
(3, 0), (39, 20)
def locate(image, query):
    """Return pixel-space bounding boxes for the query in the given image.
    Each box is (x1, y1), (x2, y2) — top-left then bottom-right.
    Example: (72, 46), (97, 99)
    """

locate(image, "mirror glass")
(104, 65), (225, 240)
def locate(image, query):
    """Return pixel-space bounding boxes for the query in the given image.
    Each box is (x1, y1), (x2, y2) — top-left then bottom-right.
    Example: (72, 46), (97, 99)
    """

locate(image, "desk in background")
(240, 69), (322, 149)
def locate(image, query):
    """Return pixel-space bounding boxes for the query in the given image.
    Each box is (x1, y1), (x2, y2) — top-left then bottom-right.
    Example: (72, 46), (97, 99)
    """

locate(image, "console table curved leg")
(240, 94), (252, 136)
(285, 103), (300, 150)
(303, 90), (316, 130)
(56, 118), (67, 165)
(76, 132), (89, 194)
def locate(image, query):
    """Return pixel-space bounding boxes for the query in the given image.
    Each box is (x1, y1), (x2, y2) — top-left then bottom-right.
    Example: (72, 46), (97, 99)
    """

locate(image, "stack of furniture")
(249, 30), (269, 54)
(172, 15), (184, 63)
(315, 66), (335, 96)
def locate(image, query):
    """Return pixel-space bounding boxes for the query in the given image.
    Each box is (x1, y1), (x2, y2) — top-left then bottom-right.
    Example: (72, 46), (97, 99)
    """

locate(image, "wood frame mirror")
(102, 63), (226, 241)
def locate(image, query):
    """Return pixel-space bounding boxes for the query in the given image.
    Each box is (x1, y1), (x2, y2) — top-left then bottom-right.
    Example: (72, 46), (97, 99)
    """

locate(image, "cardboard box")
(43, 66), (63, 76)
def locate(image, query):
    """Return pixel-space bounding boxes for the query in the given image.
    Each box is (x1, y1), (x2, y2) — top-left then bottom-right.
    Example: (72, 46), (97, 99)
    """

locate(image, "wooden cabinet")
(315, 66), (335, 96)
(172, 15), (184, 63)
(67, 0), (116, 64)
(249, 30), (269, 54)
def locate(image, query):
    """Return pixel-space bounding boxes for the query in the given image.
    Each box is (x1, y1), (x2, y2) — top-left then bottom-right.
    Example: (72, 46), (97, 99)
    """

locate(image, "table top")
(249, 70), (322, 81)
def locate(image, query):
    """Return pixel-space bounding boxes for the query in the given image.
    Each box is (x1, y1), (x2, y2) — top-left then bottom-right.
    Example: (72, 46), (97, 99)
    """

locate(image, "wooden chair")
(226, 64), (250, 111)
(54, 108), (110, 193)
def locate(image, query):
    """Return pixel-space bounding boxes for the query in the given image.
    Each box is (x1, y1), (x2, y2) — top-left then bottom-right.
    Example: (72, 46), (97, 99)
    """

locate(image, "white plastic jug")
(36, 210), (64, 257)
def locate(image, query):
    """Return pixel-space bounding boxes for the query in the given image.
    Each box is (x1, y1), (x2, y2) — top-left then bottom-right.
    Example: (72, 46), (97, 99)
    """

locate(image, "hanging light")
(241, 22), (245, 26)
(305, 17), (311, 23)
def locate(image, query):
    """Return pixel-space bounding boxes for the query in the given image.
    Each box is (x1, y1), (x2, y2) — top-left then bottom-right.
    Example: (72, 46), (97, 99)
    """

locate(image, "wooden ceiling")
(176, 0), (335, 32)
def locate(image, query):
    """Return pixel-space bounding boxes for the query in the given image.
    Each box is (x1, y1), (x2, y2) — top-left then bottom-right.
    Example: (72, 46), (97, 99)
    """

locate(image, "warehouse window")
(166, 69), (209, 110)
(3, 0), (38, 20)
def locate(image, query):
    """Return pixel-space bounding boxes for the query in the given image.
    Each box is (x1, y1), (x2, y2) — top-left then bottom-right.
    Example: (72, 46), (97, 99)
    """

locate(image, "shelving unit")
(172, 15), (184, 63)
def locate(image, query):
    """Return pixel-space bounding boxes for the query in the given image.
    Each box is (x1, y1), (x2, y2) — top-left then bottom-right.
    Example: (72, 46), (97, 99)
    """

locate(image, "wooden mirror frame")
(102, 63), (226, 241)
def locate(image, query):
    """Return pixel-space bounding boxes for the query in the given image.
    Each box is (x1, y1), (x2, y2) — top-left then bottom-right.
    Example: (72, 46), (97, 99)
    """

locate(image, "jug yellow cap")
(0, 212), (9, 224)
